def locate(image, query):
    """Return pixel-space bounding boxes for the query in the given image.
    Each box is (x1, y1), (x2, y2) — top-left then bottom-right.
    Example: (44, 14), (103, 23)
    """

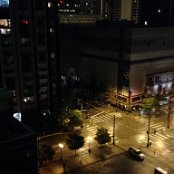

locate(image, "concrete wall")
(80, 56), (117, 89)
(130, 27), (174, 61)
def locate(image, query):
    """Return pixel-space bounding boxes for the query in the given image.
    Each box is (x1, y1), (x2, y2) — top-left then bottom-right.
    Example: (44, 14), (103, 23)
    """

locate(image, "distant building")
(0, 88), (38, 174)
(0, 0), (61, 126)
(107, 0), (140, 23)
(139, 0), (171, 27)
(80, 21), (174, 110)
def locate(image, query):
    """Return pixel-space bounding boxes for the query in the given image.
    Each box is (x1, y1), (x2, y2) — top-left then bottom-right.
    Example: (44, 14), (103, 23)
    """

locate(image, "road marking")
(91, 111), (104, 118)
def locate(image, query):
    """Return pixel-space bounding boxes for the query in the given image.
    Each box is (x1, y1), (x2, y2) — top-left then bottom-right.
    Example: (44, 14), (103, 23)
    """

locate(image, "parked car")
(154, 167), (168, 174)
(127, 147), (145, 161)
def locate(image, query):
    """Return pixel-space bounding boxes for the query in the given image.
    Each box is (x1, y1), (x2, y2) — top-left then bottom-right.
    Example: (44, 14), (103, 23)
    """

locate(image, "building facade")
(80, 22), (174, 110)
(0, 0), (60, 125)
(0, 88), (38, 174)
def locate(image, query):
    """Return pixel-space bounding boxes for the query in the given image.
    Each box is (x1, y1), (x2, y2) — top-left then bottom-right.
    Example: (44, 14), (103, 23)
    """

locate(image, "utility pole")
(147, 114), (151, 147)
(113, 115), (116, 145)
(168, 99), (172, 129)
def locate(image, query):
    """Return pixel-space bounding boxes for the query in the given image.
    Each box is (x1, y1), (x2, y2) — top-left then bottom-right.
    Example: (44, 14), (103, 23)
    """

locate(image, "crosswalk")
(90, 112), (122, 123)
(138, 122), (170, 145)
(146, 121), (165, 132)
(86, 111), (170, 145)
(85, 112), (122, 136)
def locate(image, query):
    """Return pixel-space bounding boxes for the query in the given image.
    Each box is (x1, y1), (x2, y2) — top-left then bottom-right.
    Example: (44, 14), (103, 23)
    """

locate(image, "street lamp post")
(167, 97), (173, 129)
(147, 114), (151, 147)
(113, 115), (116, 145)
(58, 143), (64, 161)
(87, 136), (92, 153)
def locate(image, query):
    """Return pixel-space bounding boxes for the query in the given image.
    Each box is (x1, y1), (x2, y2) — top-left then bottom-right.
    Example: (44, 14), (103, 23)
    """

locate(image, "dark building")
(79, 21), (174, 110)
(0, 0), (61, 128)
(58, 0), (81, 15)
(140, 0), (171, 27)
(0, 88), (38, 174)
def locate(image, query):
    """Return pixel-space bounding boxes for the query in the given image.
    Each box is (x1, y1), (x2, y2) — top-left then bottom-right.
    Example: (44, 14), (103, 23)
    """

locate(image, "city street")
(39, 103), (174, 174)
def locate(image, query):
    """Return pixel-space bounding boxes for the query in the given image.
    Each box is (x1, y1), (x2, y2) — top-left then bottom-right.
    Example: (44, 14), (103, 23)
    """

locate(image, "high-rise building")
(106, 0), (140, 23)
(0, 88), (38, 174)
(0, 0), (60, 127)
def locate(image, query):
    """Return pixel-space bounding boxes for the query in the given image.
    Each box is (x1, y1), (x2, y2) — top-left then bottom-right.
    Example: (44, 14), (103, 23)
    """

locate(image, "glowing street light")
(87, 136), (92, 153)
(58, 143), (64, 161)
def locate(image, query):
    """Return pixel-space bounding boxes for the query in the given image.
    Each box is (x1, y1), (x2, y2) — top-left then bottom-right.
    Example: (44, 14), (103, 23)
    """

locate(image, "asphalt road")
(69, 151), (173, 174)
(39, 103), (174, 174)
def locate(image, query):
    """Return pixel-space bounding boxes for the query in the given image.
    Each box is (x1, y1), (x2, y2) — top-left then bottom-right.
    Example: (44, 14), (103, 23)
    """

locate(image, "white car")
(127, 147), (145, 161)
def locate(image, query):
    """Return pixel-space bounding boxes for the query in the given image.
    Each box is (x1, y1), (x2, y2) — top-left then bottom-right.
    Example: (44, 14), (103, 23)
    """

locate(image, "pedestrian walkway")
(91, 112), (122, 124)
(39, 143), (125, 174)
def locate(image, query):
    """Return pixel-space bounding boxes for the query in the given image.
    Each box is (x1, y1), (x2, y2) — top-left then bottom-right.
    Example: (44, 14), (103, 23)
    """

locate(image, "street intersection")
(39, 103), (174, 174)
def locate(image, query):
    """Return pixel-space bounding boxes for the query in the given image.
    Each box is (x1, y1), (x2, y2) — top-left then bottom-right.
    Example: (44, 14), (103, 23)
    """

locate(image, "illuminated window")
(0, 0), (9, 7)
(59, 0), (64, 4)
(144, 21), (148, 26)
(50, 52), (55, 58)
(0, 28), (11, 34)
(20, 19), (29, 25)
(49, 28), (54, 32)
(0, 19), (11, 27)
(48, 2), (52, 8)
(157, 9), (161, 13)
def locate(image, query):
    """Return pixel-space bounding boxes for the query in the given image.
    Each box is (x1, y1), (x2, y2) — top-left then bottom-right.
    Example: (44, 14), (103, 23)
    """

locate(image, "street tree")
(67, 109), (83, 127)
(141, 97), (157, 147)
(95, 127), (111, 145)
(66, 133), (85, 155)
(58, 109), (83, 131)
(38, 143), (55, 165)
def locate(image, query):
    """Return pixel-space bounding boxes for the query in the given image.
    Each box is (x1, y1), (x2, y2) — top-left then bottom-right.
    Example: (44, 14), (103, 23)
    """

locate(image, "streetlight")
(113, 115), (116, 145)
(87, 136), (92, 153)
(58, 143), (64, 161)
(167, 96), (173, 129)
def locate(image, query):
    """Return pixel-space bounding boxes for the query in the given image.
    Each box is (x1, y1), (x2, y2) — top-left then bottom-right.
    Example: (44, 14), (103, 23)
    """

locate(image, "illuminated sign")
(0, 0), (9, 7)
(13, 113), (22, 122)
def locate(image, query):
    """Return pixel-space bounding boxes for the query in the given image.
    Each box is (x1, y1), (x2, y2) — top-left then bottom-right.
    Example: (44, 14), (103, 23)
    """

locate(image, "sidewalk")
(39, 143), (125, 174)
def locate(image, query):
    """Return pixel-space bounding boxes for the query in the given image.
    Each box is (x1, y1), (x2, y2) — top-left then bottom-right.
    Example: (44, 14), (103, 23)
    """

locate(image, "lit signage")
(13, 113), (22, 122)
(0, 0), (9, 7)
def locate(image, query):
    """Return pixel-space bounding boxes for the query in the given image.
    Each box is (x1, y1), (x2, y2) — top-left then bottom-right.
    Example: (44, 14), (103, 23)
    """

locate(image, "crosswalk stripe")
(91, 113), (122, 124)
(87, 126), (97, 131)
(151, 133), (168, 140)
(91, 111), (104, 118)
(151, 125), (163, 128)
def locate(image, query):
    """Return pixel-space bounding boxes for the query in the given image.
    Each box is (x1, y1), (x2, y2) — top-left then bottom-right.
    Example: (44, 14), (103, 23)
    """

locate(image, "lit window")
(59, 0), (64, 4)
(0, 28), (11, 34)
(24, 98), (27, 103)
(48, 2), (52, 8)
(144, 21), (148, 26)
(86, 2), (88, 6)
(66, 3), (69, 7)
(20, 19), (29, 25)
(50, 53), (55, 58)
(157, 9), (161, 13)
(0, 19), (11, 27)
(49, 28), (54, 32)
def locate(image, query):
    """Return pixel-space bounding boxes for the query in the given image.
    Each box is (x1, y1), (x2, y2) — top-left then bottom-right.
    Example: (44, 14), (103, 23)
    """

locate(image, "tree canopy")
(38, 143), (55, 165)
(59, 109), (83, 131)
(66, 133), (84, 154)
(95, 127), (111, 145)
(141, 97), (157, 113)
